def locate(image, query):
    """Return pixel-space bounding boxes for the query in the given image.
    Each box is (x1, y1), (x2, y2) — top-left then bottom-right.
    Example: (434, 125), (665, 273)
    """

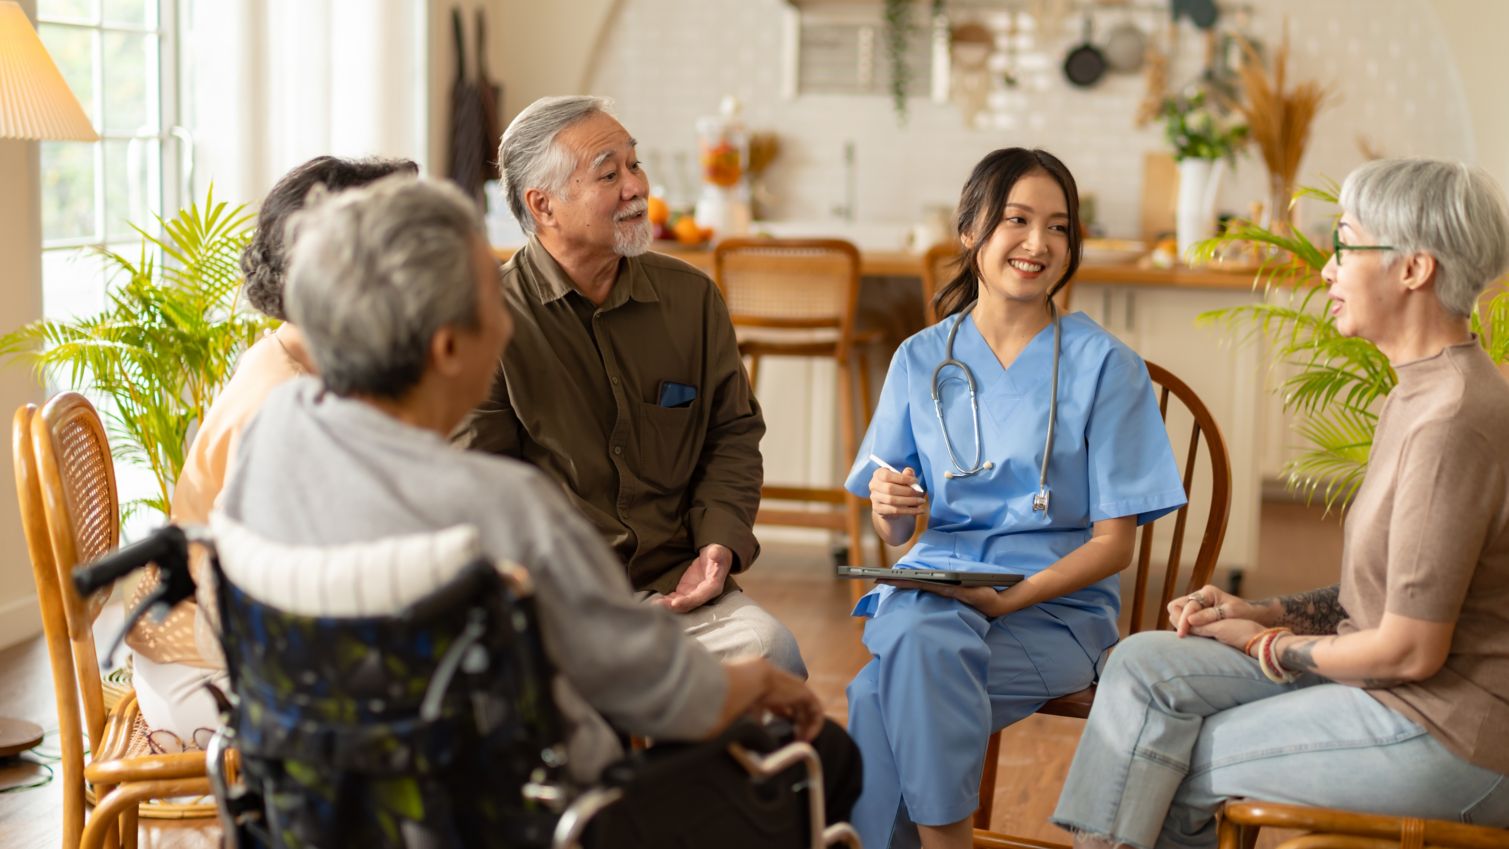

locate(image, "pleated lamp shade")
(0, 0), (98, 141)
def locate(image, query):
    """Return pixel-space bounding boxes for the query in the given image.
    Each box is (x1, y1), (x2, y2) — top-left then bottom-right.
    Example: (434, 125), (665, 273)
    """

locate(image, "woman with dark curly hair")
(124, 155), (417, 744)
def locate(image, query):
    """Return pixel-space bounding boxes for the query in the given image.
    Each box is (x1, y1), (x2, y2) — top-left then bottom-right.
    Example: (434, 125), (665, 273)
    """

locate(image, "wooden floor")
(0, 497), (1343, 848)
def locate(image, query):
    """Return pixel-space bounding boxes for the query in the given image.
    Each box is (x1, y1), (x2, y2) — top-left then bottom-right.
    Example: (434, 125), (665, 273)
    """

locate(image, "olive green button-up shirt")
(460, 238), (765, 594)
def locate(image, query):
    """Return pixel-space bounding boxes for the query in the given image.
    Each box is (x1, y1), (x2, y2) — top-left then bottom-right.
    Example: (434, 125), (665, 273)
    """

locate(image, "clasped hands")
(1168, 584), (1266, 651)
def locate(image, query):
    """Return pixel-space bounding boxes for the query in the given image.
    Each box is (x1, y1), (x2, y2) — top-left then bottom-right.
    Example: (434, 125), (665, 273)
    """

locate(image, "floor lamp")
(0, 0), (98, 760)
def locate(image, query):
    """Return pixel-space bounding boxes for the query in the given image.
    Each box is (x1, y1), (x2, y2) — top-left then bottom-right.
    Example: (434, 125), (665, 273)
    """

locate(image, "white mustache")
(615, 200), (648, 222)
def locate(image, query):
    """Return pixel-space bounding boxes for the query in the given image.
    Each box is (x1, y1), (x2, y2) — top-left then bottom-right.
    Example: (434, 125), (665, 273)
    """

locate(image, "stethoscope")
(930, 301), (1061, 512)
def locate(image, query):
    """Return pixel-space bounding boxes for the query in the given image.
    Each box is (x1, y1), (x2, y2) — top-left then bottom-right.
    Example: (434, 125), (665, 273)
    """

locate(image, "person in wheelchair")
(211, 174), (860, 838)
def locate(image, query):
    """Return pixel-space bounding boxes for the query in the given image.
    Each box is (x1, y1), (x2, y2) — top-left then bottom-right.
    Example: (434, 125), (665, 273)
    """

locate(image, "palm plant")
(0, 188), (273, 519)
(1194, 184), (1509, 511)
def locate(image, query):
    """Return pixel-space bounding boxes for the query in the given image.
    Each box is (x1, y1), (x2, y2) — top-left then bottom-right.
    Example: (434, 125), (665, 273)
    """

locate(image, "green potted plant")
(1193, 184), (1509, 510)
(1162, 90), (1248, 261)
(883, 0), (944, 124)
(0, 189), (274, 519)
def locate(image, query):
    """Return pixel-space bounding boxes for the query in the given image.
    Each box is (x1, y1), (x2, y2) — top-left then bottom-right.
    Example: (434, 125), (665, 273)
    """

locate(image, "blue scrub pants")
(846, 590), (1109, 849)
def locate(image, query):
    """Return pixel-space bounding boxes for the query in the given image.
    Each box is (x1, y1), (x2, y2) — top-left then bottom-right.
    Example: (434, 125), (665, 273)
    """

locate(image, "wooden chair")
(1218, 800), (1509, 849)
(14, 394), (213, 849)
(920, 243), (1076, 326)
(972, 361), (1232, 843)
(713, 238), (884, 568)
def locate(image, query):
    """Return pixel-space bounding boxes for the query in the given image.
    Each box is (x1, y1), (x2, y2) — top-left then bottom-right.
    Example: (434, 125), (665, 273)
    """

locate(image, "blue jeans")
(1052, 631), (1509, 849)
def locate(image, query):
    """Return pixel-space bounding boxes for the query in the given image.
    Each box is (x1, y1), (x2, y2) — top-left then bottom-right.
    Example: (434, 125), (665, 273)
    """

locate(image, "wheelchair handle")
(73, 524), (191, 597)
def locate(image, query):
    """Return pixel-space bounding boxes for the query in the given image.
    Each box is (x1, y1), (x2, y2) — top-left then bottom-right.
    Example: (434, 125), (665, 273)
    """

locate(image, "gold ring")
(1187, 593), (1205, 606)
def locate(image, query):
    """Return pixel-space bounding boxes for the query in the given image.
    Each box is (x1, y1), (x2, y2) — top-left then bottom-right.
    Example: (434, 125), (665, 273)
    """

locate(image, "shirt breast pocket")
(633, 401), (701, 494)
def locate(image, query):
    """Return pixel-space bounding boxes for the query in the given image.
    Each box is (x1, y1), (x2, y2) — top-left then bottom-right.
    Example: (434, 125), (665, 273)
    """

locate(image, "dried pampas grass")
(1229, 22), (1332, 232)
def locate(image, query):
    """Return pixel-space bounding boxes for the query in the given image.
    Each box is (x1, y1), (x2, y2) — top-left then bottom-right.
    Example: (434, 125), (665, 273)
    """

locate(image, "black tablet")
(835, 566), (1023, 587)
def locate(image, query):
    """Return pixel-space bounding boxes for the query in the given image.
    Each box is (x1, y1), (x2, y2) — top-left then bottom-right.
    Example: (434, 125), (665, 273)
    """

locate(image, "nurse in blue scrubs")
(844, 148), (1188, 849)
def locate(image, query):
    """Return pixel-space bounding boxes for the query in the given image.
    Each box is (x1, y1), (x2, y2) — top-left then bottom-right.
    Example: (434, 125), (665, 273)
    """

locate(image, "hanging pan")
(1062, 12), (1107, 88)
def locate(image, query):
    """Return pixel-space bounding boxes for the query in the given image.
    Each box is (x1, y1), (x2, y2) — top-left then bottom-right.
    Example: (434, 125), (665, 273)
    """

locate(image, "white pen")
(868, 453), (926, 493)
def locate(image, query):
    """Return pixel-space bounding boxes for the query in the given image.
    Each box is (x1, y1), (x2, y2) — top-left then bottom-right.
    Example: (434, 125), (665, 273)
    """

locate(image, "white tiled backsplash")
(585, 0), (1472, 240)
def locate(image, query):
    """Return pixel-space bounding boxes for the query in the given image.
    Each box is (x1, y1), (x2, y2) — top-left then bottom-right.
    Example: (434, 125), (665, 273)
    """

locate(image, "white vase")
(1176, 158), (1226, 265)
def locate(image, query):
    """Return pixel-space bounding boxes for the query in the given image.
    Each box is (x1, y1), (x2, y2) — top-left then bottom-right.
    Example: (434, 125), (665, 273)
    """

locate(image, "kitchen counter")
(493, 243), (1264, 290)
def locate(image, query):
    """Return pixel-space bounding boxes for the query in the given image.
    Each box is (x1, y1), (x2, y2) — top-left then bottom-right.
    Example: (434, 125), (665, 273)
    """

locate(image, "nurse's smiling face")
(966, 171), (1072, 308)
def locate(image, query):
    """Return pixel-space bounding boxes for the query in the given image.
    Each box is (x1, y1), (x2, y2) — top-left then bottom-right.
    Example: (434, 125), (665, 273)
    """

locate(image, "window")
(38, 0), (183, 322)
(37, 0), (184, 525)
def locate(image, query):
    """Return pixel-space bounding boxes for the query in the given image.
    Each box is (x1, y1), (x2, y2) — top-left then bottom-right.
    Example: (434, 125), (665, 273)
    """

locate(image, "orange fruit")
(673, 215), (704, 245)
(648, 195), (670, 226)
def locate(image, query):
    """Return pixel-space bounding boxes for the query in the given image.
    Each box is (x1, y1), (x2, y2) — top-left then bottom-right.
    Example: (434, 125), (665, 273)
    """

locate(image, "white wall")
(1431, 0), (1509, 192)
(578, 0), (1478, 239)
(0, 0), (47, 649)
(426, 0), (618, 179)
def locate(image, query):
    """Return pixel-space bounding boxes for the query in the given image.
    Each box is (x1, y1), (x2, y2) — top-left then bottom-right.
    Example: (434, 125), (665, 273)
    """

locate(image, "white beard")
(614, 215), (653, 257)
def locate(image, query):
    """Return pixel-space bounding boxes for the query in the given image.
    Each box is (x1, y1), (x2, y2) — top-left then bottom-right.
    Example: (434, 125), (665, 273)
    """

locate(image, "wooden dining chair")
(920, 243), (1075, 326)
(713, 237), (885, 570)
(1218, 799), (1509, 849)
(972, 361), (1232, 844)
(16, 394), (214, 849)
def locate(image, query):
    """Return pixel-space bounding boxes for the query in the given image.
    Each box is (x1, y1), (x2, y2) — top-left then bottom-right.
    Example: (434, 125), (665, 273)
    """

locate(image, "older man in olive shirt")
(460, 96), (806, 677)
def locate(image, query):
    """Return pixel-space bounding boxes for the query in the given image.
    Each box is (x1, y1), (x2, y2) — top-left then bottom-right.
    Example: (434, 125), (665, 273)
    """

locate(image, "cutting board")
(1140, 151), (1179, 245)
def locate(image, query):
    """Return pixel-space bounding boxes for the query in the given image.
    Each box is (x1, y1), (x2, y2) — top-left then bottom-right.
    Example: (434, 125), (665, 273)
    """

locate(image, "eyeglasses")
(1331, 227), (1395, 266)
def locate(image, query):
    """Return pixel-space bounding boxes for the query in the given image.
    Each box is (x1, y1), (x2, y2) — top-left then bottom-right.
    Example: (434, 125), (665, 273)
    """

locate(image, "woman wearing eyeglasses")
(841, 148), (1188, 849)
(1052, 157), (1509, 848)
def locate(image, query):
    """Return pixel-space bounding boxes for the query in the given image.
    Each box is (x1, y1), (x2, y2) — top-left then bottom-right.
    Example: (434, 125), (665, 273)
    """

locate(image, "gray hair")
(284, 175), (486, 399)
(1339, 157), (1509, 317)
(499, 95), (612, 236)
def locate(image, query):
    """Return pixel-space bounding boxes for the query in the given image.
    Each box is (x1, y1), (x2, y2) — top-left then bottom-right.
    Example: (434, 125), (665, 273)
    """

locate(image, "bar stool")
(712, 237), (882, 570)
(920, 242), (1075, 325)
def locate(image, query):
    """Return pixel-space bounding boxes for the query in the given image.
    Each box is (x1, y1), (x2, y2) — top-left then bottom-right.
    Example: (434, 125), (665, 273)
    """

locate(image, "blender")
(693, 96), (752, 239)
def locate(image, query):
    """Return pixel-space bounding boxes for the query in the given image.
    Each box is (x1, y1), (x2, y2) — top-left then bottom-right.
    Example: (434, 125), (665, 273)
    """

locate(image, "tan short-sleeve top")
(1338, 340), (1509, 774)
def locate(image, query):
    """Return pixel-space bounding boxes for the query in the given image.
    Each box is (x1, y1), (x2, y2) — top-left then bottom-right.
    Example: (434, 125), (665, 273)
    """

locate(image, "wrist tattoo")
(1279, 637), (1320, 674)
(1266, 584), (1345, 635)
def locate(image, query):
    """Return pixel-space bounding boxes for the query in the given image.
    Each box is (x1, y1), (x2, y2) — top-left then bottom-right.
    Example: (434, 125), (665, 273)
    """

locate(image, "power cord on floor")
(0, 728), (60, 794)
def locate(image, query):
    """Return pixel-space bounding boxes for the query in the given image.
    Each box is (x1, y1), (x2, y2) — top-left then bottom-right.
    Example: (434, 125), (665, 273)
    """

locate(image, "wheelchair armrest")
(551, 786), (626, 849)
(598, 716), (787, 788)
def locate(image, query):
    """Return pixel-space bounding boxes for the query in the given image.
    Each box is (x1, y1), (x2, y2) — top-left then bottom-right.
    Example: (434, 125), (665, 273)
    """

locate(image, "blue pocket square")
(657, 380), (697, 408)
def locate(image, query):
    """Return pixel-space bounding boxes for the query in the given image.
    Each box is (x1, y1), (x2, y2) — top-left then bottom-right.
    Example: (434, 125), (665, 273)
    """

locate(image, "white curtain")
(185, 0), (427, 205)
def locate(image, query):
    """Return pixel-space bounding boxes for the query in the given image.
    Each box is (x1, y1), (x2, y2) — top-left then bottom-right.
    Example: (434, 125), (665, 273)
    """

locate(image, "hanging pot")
(1173, 0), (1219, 31)
(1104, 17), (1147, 74)
(1062, 13), (1107, 88)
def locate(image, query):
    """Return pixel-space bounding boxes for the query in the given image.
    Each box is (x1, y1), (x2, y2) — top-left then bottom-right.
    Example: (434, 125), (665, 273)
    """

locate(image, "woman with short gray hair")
(284, 175), (485, 399)
(1051, 156), (1509, 848)
(129, 155), (415, 748)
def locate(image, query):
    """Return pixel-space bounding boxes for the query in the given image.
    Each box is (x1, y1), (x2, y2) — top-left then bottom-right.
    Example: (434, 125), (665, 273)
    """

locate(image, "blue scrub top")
(845, 310), (1187, 622)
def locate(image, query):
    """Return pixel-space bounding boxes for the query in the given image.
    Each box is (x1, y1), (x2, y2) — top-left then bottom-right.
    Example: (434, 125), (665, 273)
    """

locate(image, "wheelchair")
(76, 522), (862, 849)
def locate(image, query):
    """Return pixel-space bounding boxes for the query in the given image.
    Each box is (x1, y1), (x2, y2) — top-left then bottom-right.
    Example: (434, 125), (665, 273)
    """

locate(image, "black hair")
(934, 148), (1082, 319)
(241, 155), (420, 320)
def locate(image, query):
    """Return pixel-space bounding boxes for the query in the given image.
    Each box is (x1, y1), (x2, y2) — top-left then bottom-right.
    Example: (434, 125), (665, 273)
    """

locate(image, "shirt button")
(611, 377), (620, 385)
(613, 446), (623, 455)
